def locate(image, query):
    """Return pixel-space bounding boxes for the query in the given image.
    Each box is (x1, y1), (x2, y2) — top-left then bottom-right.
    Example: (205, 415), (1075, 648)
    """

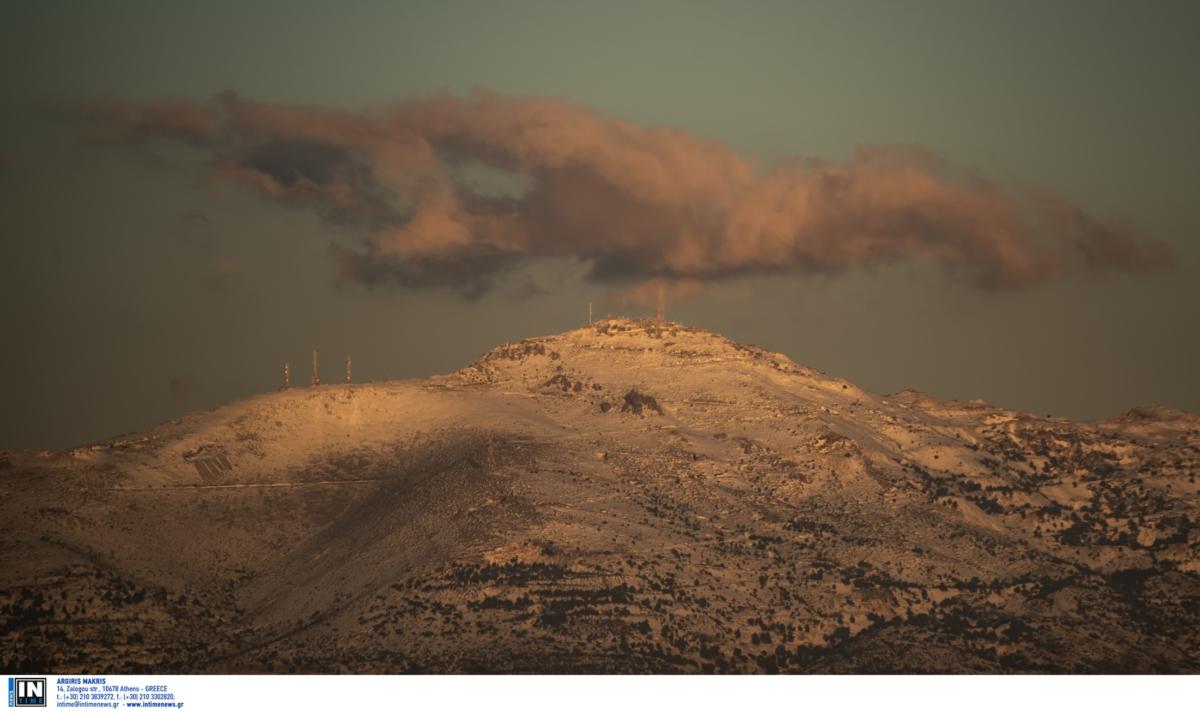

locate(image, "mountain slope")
(2, 319), (1198, 672)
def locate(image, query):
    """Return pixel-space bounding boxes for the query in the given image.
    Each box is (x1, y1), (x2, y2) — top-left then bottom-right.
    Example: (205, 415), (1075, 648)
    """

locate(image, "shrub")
(621, 389), (663, 416)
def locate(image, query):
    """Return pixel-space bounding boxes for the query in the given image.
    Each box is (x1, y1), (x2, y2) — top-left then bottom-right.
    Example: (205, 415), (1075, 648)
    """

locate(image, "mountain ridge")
(1, 318), (1197, 672)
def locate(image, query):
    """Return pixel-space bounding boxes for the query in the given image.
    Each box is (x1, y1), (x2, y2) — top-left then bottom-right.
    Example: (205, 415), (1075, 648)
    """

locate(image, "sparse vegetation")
(621, 389), (663, 416)
(3, 318), (1196, 673)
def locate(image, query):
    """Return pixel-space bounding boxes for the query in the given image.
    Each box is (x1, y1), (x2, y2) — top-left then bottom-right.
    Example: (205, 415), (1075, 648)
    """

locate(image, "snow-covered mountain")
(2, 319), (1197, 672)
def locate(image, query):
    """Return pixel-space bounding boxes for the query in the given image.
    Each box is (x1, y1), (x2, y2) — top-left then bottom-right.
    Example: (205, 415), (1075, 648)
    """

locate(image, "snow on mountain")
(2, 319), (1197, 672)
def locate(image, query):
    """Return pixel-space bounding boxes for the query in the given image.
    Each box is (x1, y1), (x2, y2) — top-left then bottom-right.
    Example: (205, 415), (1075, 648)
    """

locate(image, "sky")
(1, 0), (1198, 450)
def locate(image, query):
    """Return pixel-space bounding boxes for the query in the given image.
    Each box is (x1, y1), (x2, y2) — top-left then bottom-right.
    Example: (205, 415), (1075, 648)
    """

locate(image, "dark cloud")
(242, 140), (350, 188)
(80, 90), (1171, 296)
(328, 243), (519, 300)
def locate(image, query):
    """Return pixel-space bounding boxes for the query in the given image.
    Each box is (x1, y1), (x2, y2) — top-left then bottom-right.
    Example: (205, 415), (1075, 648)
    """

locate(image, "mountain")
(2, 319), (1197, 673)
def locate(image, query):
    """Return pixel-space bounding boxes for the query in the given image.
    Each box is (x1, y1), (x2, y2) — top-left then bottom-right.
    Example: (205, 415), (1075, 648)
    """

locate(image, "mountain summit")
(2, 319), (1197, 672)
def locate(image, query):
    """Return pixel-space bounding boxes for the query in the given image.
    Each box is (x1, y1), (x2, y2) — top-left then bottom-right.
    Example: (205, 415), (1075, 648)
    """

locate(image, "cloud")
(328, 242), (520, 300)
(611, 278), (706, 311)
(79, 90), (1170, 296)
(79, 97), (216, 147)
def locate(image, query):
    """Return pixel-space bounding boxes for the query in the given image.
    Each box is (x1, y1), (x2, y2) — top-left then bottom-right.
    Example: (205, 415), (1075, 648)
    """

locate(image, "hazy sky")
(2, 0), (1198, 450)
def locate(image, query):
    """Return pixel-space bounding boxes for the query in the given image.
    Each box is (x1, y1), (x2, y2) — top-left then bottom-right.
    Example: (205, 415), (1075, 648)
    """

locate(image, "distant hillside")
(2, 319), (1197, 672)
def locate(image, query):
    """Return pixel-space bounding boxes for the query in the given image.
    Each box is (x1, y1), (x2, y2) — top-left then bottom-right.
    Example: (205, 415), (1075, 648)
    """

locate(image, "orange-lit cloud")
(80, 90), (1170, 296)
